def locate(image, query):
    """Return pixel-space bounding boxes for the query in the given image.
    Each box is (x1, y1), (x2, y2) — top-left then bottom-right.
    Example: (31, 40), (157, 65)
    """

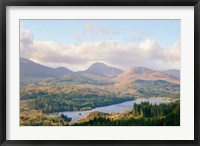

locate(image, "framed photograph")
(0, 0), (199, 145)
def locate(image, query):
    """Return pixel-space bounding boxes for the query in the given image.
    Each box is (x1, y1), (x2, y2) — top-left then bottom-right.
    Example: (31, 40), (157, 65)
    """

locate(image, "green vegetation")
(20, 71), (180, 126)
(73, 101), (180, 126)
(28, 94), (134, 113)
(20, 113), (69, 126)
(132, 80), (180, 98)
(60, 114), (72, 122)
(20, 100), (180, 126)
(20, 74), (114, 87)
(20, 79), (179, 114)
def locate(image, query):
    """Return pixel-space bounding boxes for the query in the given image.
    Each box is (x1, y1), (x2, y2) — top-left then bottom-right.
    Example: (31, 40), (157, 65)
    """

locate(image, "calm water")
(61, 99), (170, 122)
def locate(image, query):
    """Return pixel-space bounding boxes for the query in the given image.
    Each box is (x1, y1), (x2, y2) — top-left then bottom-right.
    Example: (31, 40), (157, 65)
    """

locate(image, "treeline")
(28, 94), (135, 113)
(73, 101), (180, 126)
(20, 90), (48, 100)
(134, 80), (180, 98)
(20, 100), (180, 126)
(132, 101), (180, 118)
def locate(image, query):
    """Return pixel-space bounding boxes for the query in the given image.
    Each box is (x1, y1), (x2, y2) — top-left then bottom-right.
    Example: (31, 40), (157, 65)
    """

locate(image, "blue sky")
(20, 20), (180, 71)
(20, 19), (180, 49)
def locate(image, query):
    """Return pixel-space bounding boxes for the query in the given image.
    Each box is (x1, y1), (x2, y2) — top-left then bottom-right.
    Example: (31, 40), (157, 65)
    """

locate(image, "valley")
(20, 58), (180, 126)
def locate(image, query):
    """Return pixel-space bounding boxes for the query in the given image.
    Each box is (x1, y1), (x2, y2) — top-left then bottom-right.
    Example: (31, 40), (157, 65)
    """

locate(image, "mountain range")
(20, 57), (180, 118)
(20, 58), (180, 83)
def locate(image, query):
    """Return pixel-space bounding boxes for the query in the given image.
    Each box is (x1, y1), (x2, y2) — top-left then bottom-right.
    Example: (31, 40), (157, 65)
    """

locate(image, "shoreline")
(59, 98), (171, 123)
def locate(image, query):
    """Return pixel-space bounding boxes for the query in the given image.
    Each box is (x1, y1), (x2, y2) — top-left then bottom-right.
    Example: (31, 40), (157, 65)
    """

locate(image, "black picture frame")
(0, 0), (199, 145)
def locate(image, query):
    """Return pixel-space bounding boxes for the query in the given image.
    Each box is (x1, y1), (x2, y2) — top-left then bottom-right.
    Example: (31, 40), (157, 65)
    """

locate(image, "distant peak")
(56, 67), (72, 72)
(90, 62), (108, 67)
(81, 62), (123, 78)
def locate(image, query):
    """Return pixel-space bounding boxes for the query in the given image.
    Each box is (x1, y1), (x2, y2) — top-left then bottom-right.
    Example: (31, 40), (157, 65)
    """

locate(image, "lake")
(61, 99), (170, 122)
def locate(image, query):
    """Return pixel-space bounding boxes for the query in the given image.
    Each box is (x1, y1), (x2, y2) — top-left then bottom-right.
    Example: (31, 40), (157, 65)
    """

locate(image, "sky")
(20, 19), (180, 71)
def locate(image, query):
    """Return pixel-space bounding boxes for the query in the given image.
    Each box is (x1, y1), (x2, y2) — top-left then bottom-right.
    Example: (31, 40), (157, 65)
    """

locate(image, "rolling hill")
(113, 67), (179, 84)
(163, 69), (180, 79)
(20, 59), (180, 117)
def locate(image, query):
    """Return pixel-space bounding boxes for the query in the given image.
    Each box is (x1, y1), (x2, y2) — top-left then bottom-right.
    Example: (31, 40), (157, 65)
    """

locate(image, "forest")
(133, 80), (180, 98)
(27, 94), (134, 113)
(20, 100), (180, 126)
(73, 101), (180, 126)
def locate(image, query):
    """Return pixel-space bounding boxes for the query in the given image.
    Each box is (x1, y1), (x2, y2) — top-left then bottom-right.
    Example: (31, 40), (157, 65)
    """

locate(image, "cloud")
(84, 23), (117, 36)
(140, 39), (163, 58)
(73, 23), (118, 42)
(130, 32), (150, 42)
(20, 28), (34, 46)
(20, 28), (180, 71)
(20, 28), (34, 58)
(85, 23), (96, 32)
(165, 40), (180, 62)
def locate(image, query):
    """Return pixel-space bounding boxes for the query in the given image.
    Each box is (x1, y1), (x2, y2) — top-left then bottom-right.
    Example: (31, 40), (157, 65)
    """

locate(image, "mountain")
(20, 58), (72, 78)
(113, 67), (180, 84)
(55, 67), (73, 75)
(163, 69), (180, 79)
(20, 58), (179, 86)
(77, 62), (123, 78)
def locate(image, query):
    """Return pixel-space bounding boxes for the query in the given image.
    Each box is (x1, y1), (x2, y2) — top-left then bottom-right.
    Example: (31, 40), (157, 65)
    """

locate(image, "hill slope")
(20, 58), (72, 78)
(163, 69), (180, 79)
(77, 62), (123, 78)
(113, 67), (179, 84)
